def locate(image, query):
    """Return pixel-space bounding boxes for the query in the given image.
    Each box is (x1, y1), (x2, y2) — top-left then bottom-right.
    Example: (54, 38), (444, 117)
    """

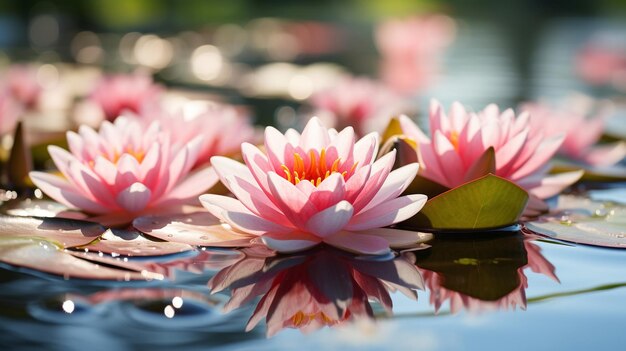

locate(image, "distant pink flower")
(0, 91), (22, 135)
(375, 15), (456, 93)
(576, 43), (626, 87)
(89, 74), (163, 121)
(200, 117), (428, 255)
(310, 77), (409, 136)
(521, 98), (625, 167)
(208, 246), (423, 336)
(139, 103), (256, 169)
(29, 116), (218, 221)
(3, 64), (42, 107)
(399, 100), (583, 200)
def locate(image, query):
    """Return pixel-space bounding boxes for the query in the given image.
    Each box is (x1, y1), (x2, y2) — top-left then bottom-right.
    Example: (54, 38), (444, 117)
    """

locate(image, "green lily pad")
(403, 174), (529, 231)
(81, 228), (194, 257)
(0, 215), (105, 248)
(525, 194), (626, 248)
(0, 237), (162, 280)
(551, 162), (626, 182)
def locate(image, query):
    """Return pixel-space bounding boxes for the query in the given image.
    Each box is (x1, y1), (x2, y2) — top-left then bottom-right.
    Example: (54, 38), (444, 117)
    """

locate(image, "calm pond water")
(1, 228), (625, 351)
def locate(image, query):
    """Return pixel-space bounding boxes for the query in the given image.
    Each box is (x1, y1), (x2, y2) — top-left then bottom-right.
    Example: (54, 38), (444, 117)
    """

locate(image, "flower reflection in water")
(411, 233), (558, 314)
(208, 246), (425, 336)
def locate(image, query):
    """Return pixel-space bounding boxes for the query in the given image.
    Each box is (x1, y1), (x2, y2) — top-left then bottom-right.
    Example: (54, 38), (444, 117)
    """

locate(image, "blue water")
(1, 232), (625, 351)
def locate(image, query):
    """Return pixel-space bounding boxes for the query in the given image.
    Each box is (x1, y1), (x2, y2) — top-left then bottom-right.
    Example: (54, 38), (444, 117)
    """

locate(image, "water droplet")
(167, 234), (174, 238)
(164, 305), (175, 318)
(111, 252), (120, 258)
(98, 252), (104, 257)
(172, 296), (184, 309)
(62, 300), (75, 314)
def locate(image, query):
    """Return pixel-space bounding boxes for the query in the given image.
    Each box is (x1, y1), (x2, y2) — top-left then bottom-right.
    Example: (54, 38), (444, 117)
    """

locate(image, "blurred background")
(1, 0), (626, 127)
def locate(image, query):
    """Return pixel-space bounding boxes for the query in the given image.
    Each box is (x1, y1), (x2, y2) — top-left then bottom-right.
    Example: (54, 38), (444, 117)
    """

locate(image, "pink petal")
(360, 163), (419, 212)
(47, 145), (76, 178)
(305, 200), (354, 238)
(241, 142), (274, 194)
(417, 142), (448, 186)
(352, 132), (379, 167)
(116, 182), (152, 212)
(524, 170), (584, 199)
(93, 156), (118, 186)
(309, 173), (346, 211)
(344, 164), (372, 203)
(266, 172), (318, 228)
(328, 126), (356, 164)
(582, 142), (626, 167)
(356, 227), (433, 249)
(495, 128), (528, 173)
(29, 171), (109, 214)
(399, 114), (429, 143)
(351, 150), (396, 213)
(299, 117), (330, 150)
(210, 156), (251, 190)
(346, 194), (427, 231)
(200, 194), (291, 235)
(510, 134), (564, 181)
(224, 174), (290, 227)
(157, 166), (219, 204)
(433, 130), (464, 186)
(261, 232), (321, 253)
(264, 126), (292, 170)
(323, 231), (390, 255)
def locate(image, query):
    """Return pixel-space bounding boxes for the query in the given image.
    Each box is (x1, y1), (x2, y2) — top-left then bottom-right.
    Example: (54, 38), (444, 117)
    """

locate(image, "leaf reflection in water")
(411, 232), (558, 314)
(208, 245), (424, 337)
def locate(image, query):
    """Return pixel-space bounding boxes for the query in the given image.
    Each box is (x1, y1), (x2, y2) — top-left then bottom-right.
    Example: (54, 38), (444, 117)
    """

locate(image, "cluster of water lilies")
(1, 62), (625, 257)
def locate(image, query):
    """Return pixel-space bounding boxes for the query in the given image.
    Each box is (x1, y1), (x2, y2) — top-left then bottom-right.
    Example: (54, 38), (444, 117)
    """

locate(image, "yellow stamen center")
(291, 311), (335, 327)
(281, 148), (357, 186)
(450, 131), (460, 150)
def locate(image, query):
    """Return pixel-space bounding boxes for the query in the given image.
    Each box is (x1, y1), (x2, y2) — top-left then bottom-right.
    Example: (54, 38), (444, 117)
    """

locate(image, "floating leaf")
(133, 212), (254, 247)
(525, 194), (626, 248)
(551, 162), (626, 182)
(403, 174), (529, 231)
(2, 199), (87, 219)
(82, 228), (194, 257)
(0, 237), (158, 280)
(589, 188), (626, 205)
(0, 215), (105, 248)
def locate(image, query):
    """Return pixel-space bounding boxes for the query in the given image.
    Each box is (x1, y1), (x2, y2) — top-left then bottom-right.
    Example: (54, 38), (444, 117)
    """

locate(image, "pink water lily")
(200, 117), (429, 255)
(375, 15), (456, 93)
(2, 64), (42, 107)
(139, 102), (256, 169)
(309, 76), (409, 136)
(89, 73), (163, 121)
(29, 116), (218, 223)
(521, 97), (625, 167)
(399, 100), (584, 200)
(0, 91), (22, 135)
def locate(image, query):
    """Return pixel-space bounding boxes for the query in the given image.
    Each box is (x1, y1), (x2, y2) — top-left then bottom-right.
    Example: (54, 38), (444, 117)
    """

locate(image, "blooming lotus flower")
(139, 102), (256, 169)
(309, 77), (409, 136)
(521, 97), (625, 167)
(3, 64), (41, 107)
(29, 116), (218, 222)
(200, 117), (429, 255)
(399, 100), (584, 200)
(0, 91), (22, 135)
(89, 73), (163, 121)
(208, 246), (424, 336)
(375, 15), (455, 93)
(576, 42), (626, 88)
